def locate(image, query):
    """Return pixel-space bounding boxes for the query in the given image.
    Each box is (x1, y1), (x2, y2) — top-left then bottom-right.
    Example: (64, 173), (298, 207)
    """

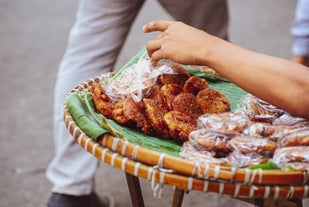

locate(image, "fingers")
(146, 39), (162, 58)
(143, 20), (173, 33)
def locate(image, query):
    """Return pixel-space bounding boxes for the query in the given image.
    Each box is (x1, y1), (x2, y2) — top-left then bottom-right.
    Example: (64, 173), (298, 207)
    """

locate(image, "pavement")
(1, 0), (308, 207)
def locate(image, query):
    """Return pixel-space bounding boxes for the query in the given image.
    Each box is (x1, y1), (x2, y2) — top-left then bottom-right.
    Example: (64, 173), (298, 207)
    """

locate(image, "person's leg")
(46, 0), (144, 200)
(157, 0), (229, 39)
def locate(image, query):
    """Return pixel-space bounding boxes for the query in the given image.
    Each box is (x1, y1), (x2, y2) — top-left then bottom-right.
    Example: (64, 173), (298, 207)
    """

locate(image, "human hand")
(292, 55), (309, 67)
(143, 20), (215, 65)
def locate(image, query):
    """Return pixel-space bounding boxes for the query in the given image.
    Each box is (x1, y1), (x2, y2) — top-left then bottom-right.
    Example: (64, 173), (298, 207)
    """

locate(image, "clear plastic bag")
(241, 95), (284, 123)
(197, 112), (250, 134)
(104, 58), (180, 102)
(273, 146), (309, 170)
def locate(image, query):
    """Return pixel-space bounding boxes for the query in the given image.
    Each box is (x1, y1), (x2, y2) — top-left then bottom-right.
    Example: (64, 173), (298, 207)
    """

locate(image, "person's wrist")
(197, 34), (218, 66)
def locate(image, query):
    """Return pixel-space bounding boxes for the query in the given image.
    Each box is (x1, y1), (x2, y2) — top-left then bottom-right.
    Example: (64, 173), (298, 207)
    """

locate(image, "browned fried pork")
(172, 93), (202, 119)
(183, 76), (209, 95)
(144, 84), (161, 102)
(196, 88), (230, 114)
(143, 98), (171, 139)
(156, 63), (191, 86)
(112, 96), (136, 127)
(159, 83), (183, 111)
(91, 83), (116, 119)
(122, 97), (154, 136)
(164, 111), (197, 143)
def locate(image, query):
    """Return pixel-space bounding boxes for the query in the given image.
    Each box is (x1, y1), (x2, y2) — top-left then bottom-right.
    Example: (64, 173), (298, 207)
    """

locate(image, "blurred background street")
(1, 0), (308, 206)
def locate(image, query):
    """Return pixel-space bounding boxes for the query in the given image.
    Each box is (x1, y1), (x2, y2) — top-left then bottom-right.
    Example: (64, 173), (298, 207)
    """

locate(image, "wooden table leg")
(125, 173), (145, 207)
(171, 187), (185, 207)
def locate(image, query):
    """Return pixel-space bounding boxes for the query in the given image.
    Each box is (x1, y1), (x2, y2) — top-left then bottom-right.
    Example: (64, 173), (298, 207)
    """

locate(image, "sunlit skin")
(143, 20), (309, 119)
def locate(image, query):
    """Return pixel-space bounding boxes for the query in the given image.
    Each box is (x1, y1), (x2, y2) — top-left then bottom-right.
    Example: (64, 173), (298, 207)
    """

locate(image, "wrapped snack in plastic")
(277, 127), (309, 147)
(248, 122), (293, 142)
(180, 141), (226, 165)
(272, 113), (309, 127)
(189, 128), (234, 157)
(273, 146), (309, 170)
(104, 58), (183, 102)
(197, 112), (250, 134)
(228, 135), (278, 157)
(224, 150), (268, 168)
(279, 162), (309, 171)
(242, 95), (284, 123)
(156, 62), (191, 86)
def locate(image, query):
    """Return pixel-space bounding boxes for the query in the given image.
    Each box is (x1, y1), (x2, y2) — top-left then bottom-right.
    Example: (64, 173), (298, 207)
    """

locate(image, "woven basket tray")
(63, 75), (309, 200)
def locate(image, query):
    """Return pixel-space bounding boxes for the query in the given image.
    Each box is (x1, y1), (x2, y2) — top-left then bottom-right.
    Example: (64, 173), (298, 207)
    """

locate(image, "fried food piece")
(160, 83), (183, 111)
(180, 142), (226, 165)
(144, 84), (161, 102)
(164, 111), (197, 143)
(112, 97), (136, 127)
(273, 146), (309, 164)
(228, 136), (278, 157)
(225, 151), (268, 168)
(172, 93), (202, 119)
(196, 88), (230, 114)
(91, 83), (116, 119)
(189, 129), (233, 157)
(277, 127), (309, 147)
(248, 123), (294, 142)
(244, 95), (284, 123)
(143, 98), (171, 139)
(183, 76), (209, 95)
(197, 112), (250, 134)
(156, 63), (191, 86)
(122, 96), (154, 136)
(272, 113), (309, 127)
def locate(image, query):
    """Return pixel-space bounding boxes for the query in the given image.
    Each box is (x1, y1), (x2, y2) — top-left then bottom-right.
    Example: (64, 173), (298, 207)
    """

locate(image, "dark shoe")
(47, 192), (114, 207)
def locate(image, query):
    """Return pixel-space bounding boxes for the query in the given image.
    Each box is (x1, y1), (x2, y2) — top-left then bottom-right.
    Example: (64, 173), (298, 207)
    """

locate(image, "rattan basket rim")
(63, 107), (309, 199)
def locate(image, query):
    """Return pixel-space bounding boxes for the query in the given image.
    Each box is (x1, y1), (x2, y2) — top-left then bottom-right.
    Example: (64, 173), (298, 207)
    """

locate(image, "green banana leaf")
(66, 92), (181, 157)
(66, 47), (248, 157)
(66, 93), (109, 139)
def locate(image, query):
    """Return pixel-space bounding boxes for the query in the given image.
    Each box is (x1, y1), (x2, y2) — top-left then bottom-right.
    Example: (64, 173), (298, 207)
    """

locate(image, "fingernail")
(142, 24), (147, 31)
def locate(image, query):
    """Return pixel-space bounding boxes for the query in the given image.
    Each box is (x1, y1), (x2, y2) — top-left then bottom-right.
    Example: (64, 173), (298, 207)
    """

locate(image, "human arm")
(143, 20), (309, 119)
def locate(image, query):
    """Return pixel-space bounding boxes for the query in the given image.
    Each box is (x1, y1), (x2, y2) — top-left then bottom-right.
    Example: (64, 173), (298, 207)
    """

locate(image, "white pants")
(46, 0), (228, 196)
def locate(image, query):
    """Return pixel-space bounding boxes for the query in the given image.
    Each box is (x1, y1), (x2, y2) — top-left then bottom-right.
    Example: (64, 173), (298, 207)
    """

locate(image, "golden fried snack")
(180, 142), (226, 165)
(225, 150), (268, 168)
(196, 88), (230, 114)
(272, 113), (309, 127)
(228, 136), (278, 157)
(164, 110), (197, 143)
(273, 146), (309, 164)
(112, 97), (136, 127)
(143, 98), (171, 139)
(183, 76), (209, 95)
(244, 95), (284, 123)
(160, 83), (183, 111)
(172, 93), (202, 119)
(277, 127), (309, 147)
(91, 83), (116, 119)
(122, 96), (154, 136)
(197, 112), (250, 134)
(144, 84), (161, 102)
(156, 63), (191, 86)
(188, 129), (233, 157)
